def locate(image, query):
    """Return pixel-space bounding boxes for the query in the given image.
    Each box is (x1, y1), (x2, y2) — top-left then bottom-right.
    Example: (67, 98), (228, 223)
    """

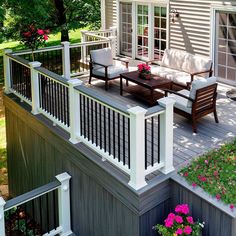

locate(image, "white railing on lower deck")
(0, 173), (72, 236)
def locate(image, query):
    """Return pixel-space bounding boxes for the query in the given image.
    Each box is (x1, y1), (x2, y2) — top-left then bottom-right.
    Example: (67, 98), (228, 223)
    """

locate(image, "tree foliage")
(1, 0), (101, 42)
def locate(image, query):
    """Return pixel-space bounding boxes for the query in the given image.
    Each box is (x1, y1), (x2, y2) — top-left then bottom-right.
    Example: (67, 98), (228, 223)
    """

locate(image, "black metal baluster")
(66, 87), (70, 126)
(123, 115), (125, 165)
(95, 102), (98, 145)
(91, 100), (94, 143)
(145, 119), (147, 169)
(60, 84), (63, 122)
(32, 199), (36, 235)
(79, 94), (83, 136)
(83, 95), (86, 138)
(108, 109), (111, 155)
(118, 113), (120, 162)
(25, 203), (28, 235)
(63, 85), (66, 124)
(17, 206), (20, 236)
(151, 117), (154, 166)
(128, 118), (130, 169)
(99, 104), (102, 149)
(113, 111), (116, 158)
(87, 97), (90, 141)
(104, 106), (106, 152)
(46, 193), (50, 232)
(158, 115), (160, 163)
(53, 190), (57, 230)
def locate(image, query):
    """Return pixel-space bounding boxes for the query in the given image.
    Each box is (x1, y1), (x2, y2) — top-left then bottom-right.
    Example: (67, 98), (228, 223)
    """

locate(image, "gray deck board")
(78, 76), (236, 174)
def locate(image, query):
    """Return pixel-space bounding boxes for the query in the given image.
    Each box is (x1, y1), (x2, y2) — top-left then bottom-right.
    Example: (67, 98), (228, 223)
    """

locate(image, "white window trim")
(118, 0), (169, 59)
(210, 5), (236, 85)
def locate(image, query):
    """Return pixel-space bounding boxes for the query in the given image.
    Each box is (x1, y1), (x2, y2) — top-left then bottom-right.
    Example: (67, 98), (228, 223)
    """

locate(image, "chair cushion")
(189, 76), (217, 103)
(93, 65), (128, 79)
(169, 90), (192, 114)
(166, 71), (192, 86)
(182, 54), (212, 77)
(90, 48), (113, 69)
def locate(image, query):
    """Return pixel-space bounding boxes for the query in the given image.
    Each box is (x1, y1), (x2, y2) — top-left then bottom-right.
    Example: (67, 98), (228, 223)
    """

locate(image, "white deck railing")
(0, 173), (72, 236)
(3, 46), (175, 191)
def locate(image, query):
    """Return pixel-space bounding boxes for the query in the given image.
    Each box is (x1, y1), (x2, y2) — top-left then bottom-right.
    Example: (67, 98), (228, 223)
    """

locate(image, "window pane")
(154, 17), (160, 28)
(161, 8), (166, 17)
(229, 14), (236, 27)
(143, 6), (148, 15)
(138, 5), (142, 14)
(227, 67), (236, 80)
(228, 54), (236, 67)
(228, 27), (236, 41)
(161, 19), (166, 29)
(218, 52), (226, 65)
(154, 7), (160, 17)
(218, 66), (226, 78)
(219, 13), (227, 26)
(218, 26), (227, 39)
(161, 30), (166, 40)
(218, 39), (227, 52)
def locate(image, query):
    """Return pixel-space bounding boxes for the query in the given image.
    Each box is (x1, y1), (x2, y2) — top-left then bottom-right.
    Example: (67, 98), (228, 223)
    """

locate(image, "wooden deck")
(79, 75), (236, 172)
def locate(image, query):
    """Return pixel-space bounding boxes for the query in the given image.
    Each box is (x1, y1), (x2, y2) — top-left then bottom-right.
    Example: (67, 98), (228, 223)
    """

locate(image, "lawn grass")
(0, 28), (84, 84)
(0, 117), (7, 185)
(179, 138), (236, 207)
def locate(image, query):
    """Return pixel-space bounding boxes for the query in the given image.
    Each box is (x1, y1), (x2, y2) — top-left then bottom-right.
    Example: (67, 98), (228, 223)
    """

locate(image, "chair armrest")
(113, 57), (129, 68)
(164, 89), (195, 102)
(190, 69), (213, 77)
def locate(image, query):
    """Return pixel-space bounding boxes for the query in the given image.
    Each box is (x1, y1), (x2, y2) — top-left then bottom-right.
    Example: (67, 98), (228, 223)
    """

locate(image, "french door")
(136, 4), (149, 59)
(215, 11), (236, 84)
(120, 2), (132, 56)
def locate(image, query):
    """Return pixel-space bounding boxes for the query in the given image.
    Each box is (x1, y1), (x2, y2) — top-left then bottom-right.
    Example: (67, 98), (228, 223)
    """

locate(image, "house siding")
(105, 0), (235, 57)
(105, 0), (117, 29)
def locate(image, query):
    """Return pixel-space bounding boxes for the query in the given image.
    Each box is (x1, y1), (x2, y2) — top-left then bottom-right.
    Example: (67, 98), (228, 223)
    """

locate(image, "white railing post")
(158, 97), (175, 174)
(0, 197), (6, 236)
(61, 41), (71, 80)
(81, 31), (88, 66)
(108, 36), (117, 58)
(56, 172), (72, 236)
(127, 106), (147, 190)
(3, 49), (13, 94)
(68, 79), (83, 144)
(29, 61), (42, 115)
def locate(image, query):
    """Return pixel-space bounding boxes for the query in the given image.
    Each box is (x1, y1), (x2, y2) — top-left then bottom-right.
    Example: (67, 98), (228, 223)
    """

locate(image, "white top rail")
(83, 32), (110, 41)
(12, 45), (63, 56)
(145, 105), (166, 119)
(69, 39), (110, 49)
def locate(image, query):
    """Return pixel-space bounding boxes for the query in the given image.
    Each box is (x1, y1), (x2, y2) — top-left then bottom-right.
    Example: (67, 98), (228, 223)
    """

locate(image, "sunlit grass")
(0, 117), (7, 185)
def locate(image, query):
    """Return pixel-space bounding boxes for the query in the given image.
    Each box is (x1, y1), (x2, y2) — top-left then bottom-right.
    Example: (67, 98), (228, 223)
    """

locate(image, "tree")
(2, 0), (101, 42)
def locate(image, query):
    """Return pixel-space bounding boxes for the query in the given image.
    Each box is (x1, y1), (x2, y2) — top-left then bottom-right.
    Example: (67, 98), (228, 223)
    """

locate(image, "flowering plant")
(21, 25), (49, 61)
(137, 63), (151, 74)
(153, 204), (204, 236)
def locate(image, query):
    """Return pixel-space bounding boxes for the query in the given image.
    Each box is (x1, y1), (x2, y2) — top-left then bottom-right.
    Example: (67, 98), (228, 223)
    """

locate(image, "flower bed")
(179, 138), (236, 208)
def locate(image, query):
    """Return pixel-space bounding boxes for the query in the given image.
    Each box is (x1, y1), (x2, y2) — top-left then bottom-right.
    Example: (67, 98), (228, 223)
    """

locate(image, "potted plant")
(153, 204), (204, 236)
(21, 25), (50, 61)
(137, 63), (151, 80)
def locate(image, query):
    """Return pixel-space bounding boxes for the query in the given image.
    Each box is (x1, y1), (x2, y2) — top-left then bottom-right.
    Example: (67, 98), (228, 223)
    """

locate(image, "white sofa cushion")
(182, 54), (212, 78)
(189, 76), (217, 102)
(93, 65), (128, 79)
(161, 49), (186, 71)
(90, 48), (113, 69)
(151, 66), (178, 79)
(169, 89), (192, 114)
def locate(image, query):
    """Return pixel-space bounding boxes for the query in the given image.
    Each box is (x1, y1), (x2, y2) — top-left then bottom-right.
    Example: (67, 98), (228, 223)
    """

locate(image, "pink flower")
(175, 204), (189, 215)
(186, 216), (194, 224)
(183, 172), (188, 177)
(216, 194), (221, 200)
(175, 215), (183, 224)
(198, 175), (207, 182)
(164, 218), (174, 228)
(37, 29), (44, 35)
(184, 226), (192, 235)
(175, 228), (183, 235)
(204, 160), (208, 164)
(43, 35), (49, 40)
(214, 171), (218, 176)
(192, 182), (197, 187)
(167, 213), (175, 220)
(44, 29), (50, 34)
(230, 204), (234, 210)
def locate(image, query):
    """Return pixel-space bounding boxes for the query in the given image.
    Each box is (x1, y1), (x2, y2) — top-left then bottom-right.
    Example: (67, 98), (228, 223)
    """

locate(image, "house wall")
(104, 0), (235, 57)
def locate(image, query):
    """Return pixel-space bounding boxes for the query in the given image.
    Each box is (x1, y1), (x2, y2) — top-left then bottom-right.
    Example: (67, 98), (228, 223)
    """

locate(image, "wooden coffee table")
(120, 71), (172, 106)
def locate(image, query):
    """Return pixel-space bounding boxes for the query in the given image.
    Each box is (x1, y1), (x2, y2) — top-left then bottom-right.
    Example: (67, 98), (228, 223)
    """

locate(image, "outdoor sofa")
(148, 49), (213, 90)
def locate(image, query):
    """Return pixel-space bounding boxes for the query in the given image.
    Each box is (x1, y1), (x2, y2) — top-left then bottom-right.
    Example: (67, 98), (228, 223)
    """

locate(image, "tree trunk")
(52, 0), (69, 42)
